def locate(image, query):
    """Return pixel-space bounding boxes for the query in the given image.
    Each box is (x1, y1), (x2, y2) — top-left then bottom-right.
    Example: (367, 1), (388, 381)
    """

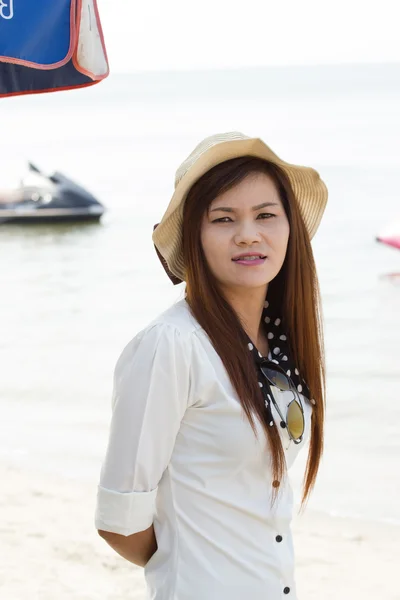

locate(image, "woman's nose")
(234, 220), (263, 244)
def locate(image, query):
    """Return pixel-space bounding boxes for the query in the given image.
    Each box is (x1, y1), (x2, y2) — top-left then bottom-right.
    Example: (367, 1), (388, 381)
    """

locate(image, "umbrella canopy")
(0, 0), (109, 98)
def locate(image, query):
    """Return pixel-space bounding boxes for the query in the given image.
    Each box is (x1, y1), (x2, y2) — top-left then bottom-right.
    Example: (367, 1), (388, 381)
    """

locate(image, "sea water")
(0, 63), (399, 525)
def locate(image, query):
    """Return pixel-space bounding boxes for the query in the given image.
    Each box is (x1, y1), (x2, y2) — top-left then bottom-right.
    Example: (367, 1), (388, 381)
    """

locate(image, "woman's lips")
(232, 258), (266, 266)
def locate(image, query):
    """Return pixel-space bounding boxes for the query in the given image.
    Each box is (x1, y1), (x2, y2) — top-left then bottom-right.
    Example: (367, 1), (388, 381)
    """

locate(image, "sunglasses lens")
(287, 400), (304, 440)
(260, 363), (304, 441)
(261, 367), (291, 391)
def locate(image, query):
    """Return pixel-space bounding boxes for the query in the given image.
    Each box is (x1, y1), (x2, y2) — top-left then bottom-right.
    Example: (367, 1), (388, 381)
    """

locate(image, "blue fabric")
(0, 0), (72, 65)
(0, 61), (92, 96)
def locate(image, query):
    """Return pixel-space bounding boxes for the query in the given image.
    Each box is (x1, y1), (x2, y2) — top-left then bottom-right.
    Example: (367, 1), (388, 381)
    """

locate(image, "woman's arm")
(95, 324), (193, 559)
(98, 523), (157, 568)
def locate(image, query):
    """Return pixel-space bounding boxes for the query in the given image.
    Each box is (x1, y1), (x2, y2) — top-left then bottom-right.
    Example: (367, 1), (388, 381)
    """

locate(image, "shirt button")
(276, 535), (283, 542)
(272, 480), (280, 488)
(283, 587), (291, 594)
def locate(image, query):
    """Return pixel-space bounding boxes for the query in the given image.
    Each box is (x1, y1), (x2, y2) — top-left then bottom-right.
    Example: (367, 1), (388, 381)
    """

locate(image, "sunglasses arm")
(264, 379), (286, 426)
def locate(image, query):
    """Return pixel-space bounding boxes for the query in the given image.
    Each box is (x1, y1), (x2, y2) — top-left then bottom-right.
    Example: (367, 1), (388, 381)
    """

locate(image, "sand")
(1, 460), (398, 600)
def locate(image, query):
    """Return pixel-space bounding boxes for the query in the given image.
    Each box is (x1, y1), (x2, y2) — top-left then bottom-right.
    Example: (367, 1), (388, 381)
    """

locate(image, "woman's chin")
(219, 273), (273, 290)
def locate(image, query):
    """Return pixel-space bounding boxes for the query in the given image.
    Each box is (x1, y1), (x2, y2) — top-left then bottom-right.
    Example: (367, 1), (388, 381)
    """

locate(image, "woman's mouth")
(232, 256), (267, 266)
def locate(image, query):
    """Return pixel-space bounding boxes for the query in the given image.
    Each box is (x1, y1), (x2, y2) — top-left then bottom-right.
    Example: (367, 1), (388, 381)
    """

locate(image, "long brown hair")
(181, 156), (326, 510)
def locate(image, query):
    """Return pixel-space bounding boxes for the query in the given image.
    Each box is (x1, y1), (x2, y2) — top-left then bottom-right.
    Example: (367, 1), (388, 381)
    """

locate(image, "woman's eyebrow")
(209, 201), (279, 213)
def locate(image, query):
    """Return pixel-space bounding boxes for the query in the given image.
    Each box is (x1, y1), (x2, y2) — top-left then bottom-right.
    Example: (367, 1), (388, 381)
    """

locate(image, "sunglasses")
(259, 360), (305, 445)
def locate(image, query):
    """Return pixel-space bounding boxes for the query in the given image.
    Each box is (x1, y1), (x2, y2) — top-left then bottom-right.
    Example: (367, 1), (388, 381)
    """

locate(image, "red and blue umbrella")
(0, 0), (109, 98)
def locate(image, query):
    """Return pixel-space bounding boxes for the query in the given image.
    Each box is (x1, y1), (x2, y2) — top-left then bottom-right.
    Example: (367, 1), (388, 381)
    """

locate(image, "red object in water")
(376, 236), (400, 251)
(376, 220), (400, 251)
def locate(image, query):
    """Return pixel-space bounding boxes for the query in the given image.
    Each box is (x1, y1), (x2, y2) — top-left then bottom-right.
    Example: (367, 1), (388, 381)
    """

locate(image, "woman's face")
(200, 172), (290, 292)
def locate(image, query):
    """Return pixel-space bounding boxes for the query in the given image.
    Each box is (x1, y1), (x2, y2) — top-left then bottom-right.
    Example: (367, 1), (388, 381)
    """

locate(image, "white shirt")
(95, 298), (313, 600)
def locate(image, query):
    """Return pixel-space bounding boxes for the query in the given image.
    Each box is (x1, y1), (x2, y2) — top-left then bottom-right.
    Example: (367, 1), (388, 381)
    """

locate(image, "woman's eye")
(212, 213), (276, 223)
(259, 213), (276, 219)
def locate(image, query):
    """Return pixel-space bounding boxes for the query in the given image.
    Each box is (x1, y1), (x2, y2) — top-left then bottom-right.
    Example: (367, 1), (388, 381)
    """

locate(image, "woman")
(95, 132), (328, 599)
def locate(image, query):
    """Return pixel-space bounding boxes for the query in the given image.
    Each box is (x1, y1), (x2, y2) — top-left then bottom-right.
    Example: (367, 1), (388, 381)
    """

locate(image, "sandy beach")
(1, 460), (398, 600)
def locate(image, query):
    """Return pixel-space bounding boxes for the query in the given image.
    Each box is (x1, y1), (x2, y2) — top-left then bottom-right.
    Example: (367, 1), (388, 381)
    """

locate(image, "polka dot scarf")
(244, 300), (315, 426)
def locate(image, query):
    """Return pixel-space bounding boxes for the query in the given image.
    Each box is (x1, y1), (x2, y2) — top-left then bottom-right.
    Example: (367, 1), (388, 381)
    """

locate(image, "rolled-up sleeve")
(95, 322), (192, 536)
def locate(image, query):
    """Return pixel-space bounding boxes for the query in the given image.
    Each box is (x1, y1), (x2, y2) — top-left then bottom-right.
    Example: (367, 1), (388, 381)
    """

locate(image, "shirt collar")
(244, 300), (311, 401)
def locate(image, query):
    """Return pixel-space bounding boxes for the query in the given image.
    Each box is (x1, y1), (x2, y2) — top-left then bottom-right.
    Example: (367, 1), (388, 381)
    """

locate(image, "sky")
(97, 0), (399, 72)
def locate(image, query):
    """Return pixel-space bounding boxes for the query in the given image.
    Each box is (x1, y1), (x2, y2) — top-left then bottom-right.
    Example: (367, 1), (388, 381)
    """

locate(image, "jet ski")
(0, 163), (105, 224)
(376, 220), (400, 251)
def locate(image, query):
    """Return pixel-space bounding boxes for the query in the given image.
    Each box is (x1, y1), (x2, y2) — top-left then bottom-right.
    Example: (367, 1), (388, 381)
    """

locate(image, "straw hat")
(152, 131), (328, 285)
